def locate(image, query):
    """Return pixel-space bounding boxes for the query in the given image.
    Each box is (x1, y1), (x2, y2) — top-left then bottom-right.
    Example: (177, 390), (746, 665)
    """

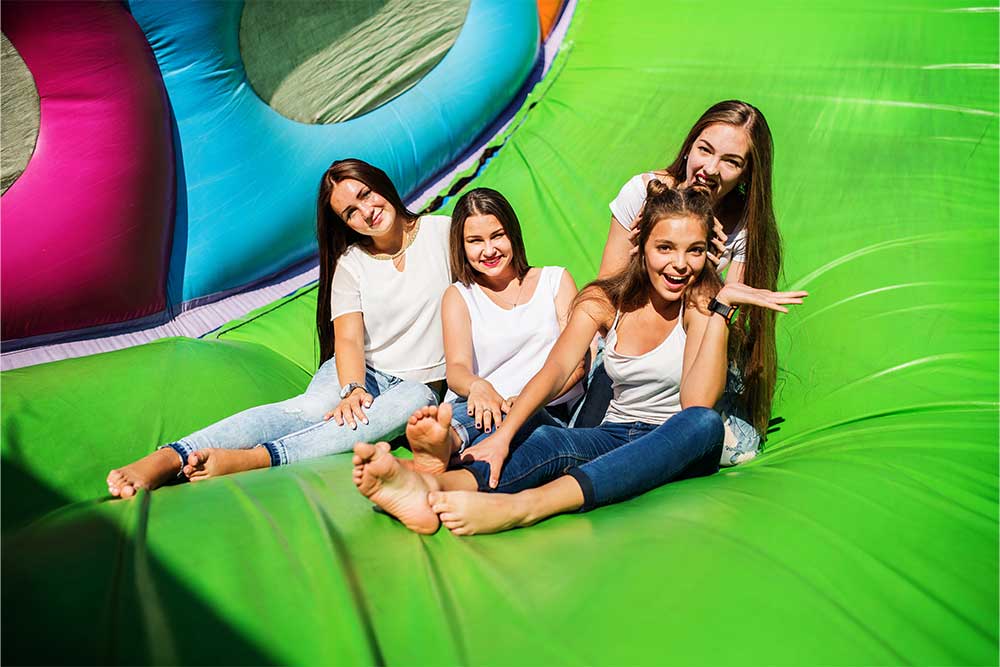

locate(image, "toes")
(437, 402), (453, 424)
(353, 442), (376, 459)
(374, 441), (391, 455)
(120, 484), (136, 499)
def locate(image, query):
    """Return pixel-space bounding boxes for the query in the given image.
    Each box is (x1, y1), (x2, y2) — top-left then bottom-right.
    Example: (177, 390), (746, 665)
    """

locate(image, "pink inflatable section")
(1, 1), (174, 343)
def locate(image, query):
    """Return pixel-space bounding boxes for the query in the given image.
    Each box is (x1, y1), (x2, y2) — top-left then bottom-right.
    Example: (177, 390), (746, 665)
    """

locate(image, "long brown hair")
(449, 187), (530, 286)
(664, 100), (782, 436)
(315, 159), (417, 367)
(580, 180), (721, 319)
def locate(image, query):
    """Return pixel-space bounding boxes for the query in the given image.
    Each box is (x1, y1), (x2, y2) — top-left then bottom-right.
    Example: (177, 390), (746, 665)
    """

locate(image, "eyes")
(654, 243), (706, 256)
(465, 230), (507, 244)
(343, 189), (372, 221)
(695, 144), (744, 168)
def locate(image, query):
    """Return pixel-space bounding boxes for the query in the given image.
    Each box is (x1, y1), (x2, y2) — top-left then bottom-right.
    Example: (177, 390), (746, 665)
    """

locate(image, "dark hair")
(579, 180), (721, 317)
(315, 159), (417, 367)
(449, 187), (530, 286)
(664, 100), (781, 436)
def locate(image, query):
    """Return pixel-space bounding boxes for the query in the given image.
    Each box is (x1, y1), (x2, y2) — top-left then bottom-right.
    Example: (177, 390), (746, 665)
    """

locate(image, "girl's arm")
(597, 217), (636, 278)
(549, 269), (587, 401)
(325, 312), (374, 429)
(465, 289), (612, 488)
(680, 284), (809, 408)
(442, 285), (507, 433)
(725, 261), (745, 284)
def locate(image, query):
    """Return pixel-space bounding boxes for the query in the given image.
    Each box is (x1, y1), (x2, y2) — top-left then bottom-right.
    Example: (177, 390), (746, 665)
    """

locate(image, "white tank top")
(603, 307), (686, 424)
(444, 266), (583, 406)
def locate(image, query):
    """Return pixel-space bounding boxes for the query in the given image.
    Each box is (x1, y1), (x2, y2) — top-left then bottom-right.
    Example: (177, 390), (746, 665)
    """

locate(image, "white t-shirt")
(330, 215), (451, 383)
(609, 173), (747, 271)
(444, 266), (583, 406)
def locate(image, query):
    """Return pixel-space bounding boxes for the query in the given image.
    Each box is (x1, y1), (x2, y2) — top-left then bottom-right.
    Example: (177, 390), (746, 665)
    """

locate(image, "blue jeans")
(573, 352), (760, 464)
(463, 406), (724, 510)
(163, 356), (436, 466)
(448, 397), (564, 451)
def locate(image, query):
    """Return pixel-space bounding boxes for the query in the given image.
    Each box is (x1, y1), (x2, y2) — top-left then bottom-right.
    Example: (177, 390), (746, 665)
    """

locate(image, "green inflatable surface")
(2, 1), (997, 664)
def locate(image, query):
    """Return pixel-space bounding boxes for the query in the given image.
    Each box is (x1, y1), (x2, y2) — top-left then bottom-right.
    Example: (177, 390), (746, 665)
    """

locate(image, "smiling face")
(683, 123), (751, 202)
(328, 178), (398, 238)
(643, 214), (709, 302)
(463, 213), (516, 280)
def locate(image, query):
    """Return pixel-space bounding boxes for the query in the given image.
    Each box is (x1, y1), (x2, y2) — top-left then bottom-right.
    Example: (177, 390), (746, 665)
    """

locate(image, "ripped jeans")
(162, 356), (436, 466)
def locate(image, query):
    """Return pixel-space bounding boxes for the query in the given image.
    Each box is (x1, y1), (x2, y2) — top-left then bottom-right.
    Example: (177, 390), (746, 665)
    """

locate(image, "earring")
(738, 182), (747, 195)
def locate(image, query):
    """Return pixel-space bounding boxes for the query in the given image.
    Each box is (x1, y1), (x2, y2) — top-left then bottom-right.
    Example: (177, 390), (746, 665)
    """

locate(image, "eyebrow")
(698, 139), (745, 162)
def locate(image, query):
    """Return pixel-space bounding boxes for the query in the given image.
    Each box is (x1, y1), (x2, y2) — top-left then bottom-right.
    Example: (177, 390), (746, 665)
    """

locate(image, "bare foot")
(183, 448), (270, 481)
(407, 404), (459, 475)
(353, 441), (441, 534)
(107, 448), (183, 498)
(428, 490), (531, 536)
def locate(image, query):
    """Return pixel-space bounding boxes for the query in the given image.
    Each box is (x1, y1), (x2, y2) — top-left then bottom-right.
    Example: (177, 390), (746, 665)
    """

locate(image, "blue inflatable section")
(127, 0), (539, 305)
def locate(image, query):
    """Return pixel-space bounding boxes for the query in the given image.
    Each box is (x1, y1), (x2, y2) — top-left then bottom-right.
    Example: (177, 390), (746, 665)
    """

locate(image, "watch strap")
(339, 382), (365, 399)
(708, 297), (737, 323)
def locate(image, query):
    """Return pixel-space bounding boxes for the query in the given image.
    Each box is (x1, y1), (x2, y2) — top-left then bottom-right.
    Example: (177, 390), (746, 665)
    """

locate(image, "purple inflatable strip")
(0, 2), (173, 342)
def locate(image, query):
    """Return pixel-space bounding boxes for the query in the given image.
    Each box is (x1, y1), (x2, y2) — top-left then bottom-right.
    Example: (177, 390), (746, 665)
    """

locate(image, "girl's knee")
(682, 407), (725, 441)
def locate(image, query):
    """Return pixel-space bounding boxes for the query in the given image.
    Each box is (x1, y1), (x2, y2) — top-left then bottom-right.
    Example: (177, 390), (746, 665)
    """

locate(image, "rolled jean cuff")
(161, 441), (193, 464)
(565, 466), (597, 512)
(451, 418), (472, 452)
(260, 442), (284, 467)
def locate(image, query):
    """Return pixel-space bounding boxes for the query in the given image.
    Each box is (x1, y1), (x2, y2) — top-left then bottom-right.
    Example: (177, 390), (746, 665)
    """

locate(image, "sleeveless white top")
(444, 266), (583, 406)
(603, 308), (686, 424)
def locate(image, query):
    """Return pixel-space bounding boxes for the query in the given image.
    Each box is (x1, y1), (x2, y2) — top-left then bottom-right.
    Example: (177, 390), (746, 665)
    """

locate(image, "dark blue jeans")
(449, 397), (565, 451)
(462, 407), (724, 511)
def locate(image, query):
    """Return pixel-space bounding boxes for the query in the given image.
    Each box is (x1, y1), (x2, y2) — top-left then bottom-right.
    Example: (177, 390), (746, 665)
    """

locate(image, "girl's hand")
(627, 211), (643, 257)
(708, 217), (729, 266)
(461, 431), (512, 489)
(468, 379), (506, 434)
(501, 395), (518, 414)
(717, 283), (809, 314)
(324, 388), (374, 429)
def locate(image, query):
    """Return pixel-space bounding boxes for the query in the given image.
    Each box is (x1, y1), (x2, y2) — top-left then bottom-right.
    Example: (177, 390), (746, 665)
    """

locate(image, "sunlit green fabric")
(2, 1), (997, 664)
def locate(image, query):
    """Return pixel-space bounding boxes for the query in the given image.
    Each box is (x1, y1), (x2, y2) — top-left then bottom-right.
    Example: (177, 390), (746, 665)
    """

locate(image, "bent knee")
(681, 407), (725, 441)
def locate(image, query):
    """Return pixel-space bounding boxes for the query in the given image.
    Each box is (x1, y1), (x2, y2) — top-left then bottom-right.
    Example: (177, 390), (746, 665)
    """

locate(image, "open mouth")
(693, 174), (716, 189)
(662, 273), (689, 291)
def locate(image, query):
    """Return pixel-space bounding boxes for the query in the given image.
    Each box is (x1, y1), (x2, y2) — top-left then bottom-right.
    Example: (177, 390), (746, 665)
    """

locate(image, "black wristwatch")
(708, 297), (738, 324)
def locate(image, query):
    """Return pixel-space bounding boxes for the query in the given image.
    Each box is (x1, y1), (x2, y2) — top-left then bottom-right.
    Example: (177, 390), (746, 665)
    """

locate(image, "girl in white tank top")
(405, 188), (587, 475)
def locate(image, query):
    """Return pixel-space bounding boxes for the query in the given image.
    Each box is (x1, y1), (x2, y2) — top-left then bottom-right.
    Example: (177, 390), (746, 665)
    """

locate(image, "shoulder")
(545, 265), (576, 289)
(574, 284), (615, 327)
(683, 293), (713, 329)
(335, 246), (364, 273)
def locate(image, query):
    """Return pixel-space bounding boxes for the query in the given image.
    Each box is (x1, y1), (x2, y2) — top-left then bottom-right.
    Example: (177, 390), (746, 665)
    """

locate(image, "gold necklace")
(365, 218), (420, 260)
(481, 273), (527, 308)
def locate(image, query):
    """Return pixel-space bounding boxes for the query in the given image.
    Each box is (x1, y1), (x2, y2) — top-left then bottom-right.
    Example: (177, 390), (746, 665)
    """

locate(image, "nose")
(358, 202), (374, 221)
(671, 250), (689, 272)
(702, 157), (720, 176)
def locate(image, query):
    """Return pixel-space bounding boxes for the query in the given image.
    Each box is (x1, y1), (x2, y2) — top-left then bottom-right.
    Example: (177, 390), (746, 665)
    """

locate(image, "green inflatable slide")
(2, 1), (997, 664)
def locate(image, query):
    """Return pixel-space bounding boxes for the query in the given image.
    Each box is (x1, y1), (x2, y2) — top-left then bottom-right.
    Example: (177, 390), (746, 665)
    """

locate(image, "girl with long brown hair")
(406, 187), (586, 475)
(581, 100), (782, 466)
(107, 159), (449, 497)
(350, 182), (807, 535)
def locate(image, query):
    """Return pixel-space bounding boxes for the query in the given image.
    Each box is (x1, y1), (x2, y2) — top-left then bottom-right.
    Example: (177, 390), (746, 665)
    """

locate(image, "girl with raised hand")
(351, 182), (807, 535)
(107, 159), (449, 498)
(579, 100), (781, 467)
(406, 188), (585, 475)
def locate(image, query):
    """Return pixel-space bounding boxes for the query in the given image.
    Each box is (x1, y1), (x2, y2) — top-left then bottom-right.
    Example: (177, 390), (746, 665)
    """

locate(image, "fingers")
(488, 455), (503, 489)
(707, 252), (721, 266)
(474, 402), (484, 430)
(500, 399), (512, 415)
(713, 218), (728, 243)
(351, 400), (369, 427)
(482, 407), (493, 434)
(712, 237), (727, 256)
